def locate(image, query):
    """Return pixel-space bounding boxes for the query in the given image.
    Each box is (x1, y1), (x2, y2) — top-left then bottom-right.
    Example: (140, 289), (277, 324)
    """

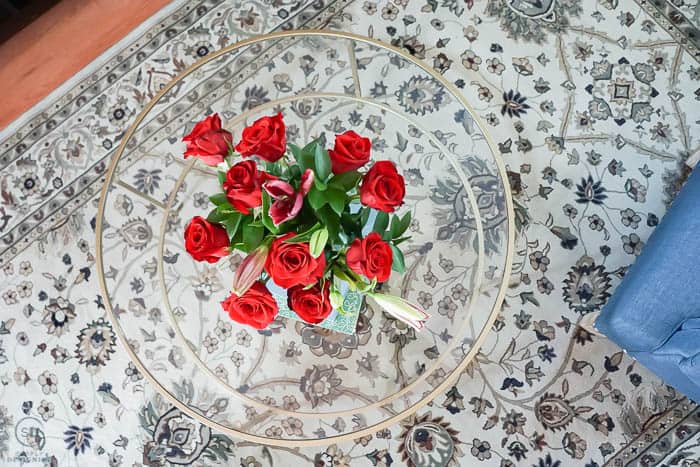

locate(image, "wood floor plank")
(0, 0), (171, 129)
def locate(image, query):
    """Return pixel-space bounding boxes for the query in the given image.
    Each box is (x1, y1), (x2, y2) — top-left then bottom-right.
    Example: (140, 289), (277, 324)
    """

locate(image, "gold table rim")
(95, 29), (515, 447)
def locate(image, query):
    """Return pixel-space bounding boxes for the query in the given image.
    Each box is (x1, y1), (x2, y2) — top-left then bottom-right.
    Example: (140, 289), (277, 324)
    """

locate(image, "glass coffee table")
(96, 31), (514, 446)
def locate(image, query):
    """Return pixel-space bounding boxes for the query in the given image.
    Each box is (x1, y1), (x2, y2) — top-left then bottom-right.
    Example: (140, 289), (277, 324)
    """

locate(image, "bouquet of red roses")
(182, 112), (429, 332)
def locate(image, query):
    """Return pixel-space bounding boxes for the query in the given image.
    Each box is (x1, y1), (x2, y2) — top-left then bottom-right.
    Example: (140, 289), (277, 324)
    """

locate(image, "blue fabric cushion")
(595, 168), (700, 403)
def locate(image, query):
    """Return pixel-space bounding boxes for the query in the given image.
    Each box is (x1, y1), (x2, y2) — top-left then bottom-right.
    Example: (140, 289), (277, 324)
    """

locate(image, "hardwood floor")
(0, 0), (171, 129)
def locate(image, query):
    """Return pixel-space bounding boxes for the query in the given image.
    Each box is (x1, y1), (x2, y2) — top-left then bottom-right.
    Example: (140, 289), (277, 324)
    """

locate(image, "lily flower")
(366, 292), (430, 331)
(231, 244), (269, 296)
(264, 169), (314, 225)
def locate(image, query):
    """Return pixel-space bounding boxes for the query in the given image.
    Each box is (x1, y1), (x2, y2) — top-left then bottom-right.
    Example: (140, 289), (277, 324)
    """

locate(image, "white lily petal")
(367, 292), (430, 331)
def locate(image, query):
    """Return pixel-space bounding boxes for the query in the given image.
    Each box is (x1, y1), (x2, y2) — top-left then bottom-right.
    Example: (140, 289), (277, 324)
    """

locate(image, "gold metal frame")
(96, 29), (515, 447)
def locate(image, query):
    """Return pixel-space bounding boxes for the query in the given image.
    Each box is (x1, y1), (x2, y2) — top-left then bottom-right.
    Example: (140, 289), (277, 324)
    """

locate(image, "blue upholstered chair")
(595, 167), (700, 403)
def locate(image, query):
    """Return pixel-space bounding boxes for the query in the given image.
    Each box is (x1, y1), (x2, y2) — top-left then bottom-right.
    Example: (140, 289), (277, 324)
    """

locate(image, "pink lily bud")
(299, 169), (314, 195)
(232, 244), (269, 296)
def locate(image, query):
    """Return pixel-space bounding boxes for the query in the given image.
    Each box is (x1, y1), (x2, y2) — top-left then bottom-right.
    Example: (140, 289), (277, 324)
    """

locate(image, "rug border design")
(633, 0), (700, 63)
(605, 398), (700, 466)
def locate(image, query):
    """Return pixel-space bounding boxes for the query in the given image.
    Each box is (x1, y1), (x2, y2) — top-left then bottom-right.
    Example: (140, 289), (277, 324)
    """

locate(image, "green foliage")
(309, 228), (329, 258)
(314, 144), (332, 182)
(372, 210), (390, 233)
(329, 171), (362, 190)
(220, 212), (243, 239)
(197, 131), (417, 300)
(285, 222), (321, 243)
(390, 211), (412, 238)
(326, 187), (346, 216)
(242, 223), (264, 250)
(208, 193), (229, 207)
(315, 206), (340, 242)
(307, 186), (327, 210)
(390, 243), (406, 273)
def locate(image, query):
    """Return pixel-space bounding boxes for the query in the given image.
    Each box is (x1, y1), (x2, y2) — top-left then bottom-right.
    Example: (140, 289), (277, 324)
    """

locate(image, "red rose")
(182, 114), (233, 166)
(329, 130), (371, 173)
(360, 161), (405, 213)
(184, 216), (230, 263)
(222, 160), (273, 215)
(265, 233), (326, 288)
(287, 281), (332, 324)
(221, 281), (279, 329)
(235, 113), (287, 162)
(346, 232), (393, 282)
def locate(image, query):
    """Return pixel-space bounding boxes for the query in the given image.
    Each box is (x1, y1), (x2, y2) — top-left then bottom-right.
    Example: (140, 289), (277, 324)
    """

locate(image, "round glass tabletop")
(96, 31), (514, 446)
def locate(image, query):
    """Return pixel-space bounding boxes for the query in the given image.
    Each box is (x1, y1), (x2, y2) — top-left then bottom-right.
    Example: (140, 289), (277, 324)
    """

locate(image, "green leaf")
(287, 164), (301, 181)
(400, 211), (412, 235)
(314, 176), (328, 191)
(326, 188), (346, 216)
(242, 223), (264, 249)
(209, 193), (229, 207)
(302, 137), (323, 153)
(330, 171), (362, 190)
(331, 266), (356, 290)
(316, 206), (340, 241)
(288, 143), (303, 165)
(231, 242), (251, 253)
(220, 212), (243, 239)
(314, 144), (332, 181)
(300, 150), (315, 171)
(206, 208), (225, 223)
(307, 186), (328, 210)
(389, 215), (400, 239)
(359, 207), (370, 226)
(217, 171), (227, 186)
(392, 235), (412, 245)
(309, 228), (329, 258)
(284, 222), (321, 243)
(261, 191), (279, 233)
(295, 139), (320, 171)
(390, 244), (406, 273)
(390, 211), (412, 238)
(373, 211), (390, 233)
(263, 161), (282, 177)
(341, 212), (361, 238)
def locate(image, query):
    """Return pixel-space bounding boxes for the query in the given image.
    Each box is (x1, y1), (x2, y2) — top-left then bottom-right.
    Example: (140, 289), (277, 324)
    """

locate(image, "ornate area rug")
(1, 0), (699, 465)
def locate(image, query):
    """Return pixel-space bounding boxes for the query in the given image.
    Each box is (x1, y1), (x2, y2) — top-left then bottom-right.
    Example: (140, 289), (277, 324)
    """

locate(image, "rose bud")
(182, 114), (233, 166)
(221, 282), (279, 330)
(287, 281), (332, 324)
(346, 232), (393, 282)
(235, 112), (287, 162)
(329, 130), (371, 173)
(184, 216), (230, 263)
(265, 233), (325, 289)
(360, 160), (405, 213)
(223, 160), (273, 215)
